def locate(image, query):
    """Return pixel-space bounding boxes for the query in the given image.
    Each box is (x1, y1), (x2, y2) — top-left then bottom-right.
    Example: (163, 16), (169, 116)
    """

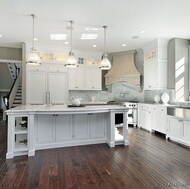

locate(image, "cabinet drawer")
(153, 106), (166, 113)
(27, 65), (47, 71)
(49, 66), (67, 73)
(139, 104), (152, 110)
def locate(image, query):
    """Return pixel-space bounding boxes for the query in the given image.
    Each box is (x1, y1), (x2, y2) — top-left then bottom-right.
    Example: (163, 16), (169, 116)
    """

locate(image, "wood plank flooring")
(0, 121), (190, 189)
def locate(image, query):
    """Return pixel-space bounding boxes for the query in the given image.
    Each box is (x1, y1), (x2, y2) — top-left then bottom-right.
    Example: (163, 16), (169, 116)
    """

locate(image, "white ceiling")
(0, 0), (190, 53)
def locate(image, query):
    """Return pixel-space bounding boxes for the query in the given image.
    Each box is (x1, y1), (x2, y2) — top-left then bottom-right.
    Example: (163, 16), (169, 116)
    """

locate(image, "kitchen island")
(6, 105), (128, 159)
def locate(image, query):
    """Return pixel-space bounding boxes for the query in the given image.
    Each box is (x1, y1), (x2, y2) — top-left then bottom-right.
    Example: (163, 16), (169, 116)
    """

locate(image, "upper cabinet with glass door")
(142, 39), (168, 90)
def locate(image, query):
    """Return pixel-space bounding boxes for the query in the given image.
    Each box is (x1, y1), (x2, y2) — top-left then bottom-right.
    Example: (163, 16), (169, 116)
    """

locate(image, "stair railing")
(8, 68), (21, 109)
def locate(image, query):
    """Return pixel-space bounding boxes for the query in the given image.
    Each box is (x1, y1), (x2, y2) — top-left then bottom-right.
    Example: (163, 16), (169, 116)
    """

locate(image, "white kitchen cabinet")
(56, 115), (72, 141)
(167, 117), (182, 139)
(36, 114), (73, 144)
(86, 68), (102, 90)
(36, 115), (55, 143)
(73, 114), (89, 139)
(27, 65), (48, 104)
(26, 65), (68, 105)
(167, 117), (190, 145)
(138, 104), (152, 131)
(144, 60), (167, 90)
(152, 106), (167, 134)
(144, 61), (158, 89)
(182, 121), (190, 142)
(89, 113), (105, 138)
(68, 67), (86, 90)
(143, 39), (168, 90)
(36, 51), (67, 63)
(48, 68), (68, 104)
(68, 66), (102, 90)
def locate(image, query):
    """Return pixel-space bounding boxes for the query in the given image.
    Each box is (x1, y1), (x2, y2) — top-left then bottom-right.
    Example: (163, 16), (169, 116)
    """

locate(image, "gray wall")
(0, 63), (13, 91)
(0, 47), (22, 60)
(167, 38), (189, 101)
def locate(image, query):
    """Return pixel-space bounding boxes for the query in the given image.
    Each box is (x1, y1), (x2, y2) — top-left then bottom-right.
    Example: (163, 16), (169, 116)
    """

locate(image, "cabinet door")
(144, 61), (158, 89)
(167, 117), (182, 139)
(138, 104), (152, 131)
(182, 121), (190, 142)
(86, 68), (102, 90)
(27, 71), (47, 104)
(68, 67), (85, 90)
(152, 106), (167, 133)
(89, 113), (105, 138)
(48, 72), (68, 104)
(56, 115), (72, 141)
(74, 114), (89, 139)
(36, 115), (55, 143)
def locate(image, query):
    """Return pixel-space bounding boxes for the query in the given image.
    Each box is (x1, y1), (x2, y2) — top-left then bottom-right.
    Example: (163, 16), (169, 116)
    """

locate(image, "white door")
(182, 121), (190, 142)
(68, 68), (76, 89)
(144, 61), (158, 89)
(48, 72), (68, 104)
(89, 113), (105, 138)
(152, 106), (167, 133)
(27, 71), (47, 104)
(74, 114), (89, 139)
(86, 68), (102, 90)
(167, 117), (182, 139)
(36, 115), (55, 143)
(68, 67), (85, 89)
(56, 115), (72, 141)
(75, 68), (86, 89)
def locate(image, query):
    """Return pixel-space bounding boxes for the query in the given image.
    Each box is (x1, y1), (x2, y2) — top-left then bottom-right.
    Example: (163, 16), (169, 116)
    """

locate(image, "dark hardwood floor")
(0, 121), (190, 189)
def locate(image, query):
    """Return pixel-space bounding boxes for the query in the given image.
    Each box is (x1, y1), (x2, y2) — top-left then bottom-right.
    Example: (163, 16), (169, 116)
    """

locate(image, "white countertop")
(6, 104), (128, 114)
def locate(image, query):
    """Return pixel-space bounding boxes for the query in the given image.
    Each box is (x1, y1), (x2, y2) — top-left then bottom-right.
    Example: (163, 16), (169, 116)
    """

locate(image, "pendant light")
(26, 14), (41, 65)
(99, 26), (111, 70)
(65, 20), (78, 68)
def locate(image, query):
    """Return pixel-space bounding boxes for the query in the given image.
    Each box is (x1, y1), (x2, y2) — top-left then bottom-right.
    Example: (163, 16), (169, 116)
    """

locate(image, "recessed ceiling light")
(122, 44), (126, 47)
(132, 36), (139, 39)
(80, 34), (98, 40)
(140, 30), (145, 34)
(34, 38), (37, 41)
(92, 45), (97, 47)
(65, 41), (69, 44)
(50, 34), (67, 40)
(0, 35), (2, 37)
(85, 27), (101, 31)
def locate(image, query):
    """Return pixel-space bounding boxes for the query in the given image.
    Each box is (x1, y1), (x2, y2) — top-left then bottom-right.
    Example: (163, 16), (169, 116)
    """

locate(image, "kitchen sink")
(167, 106), (190, 120)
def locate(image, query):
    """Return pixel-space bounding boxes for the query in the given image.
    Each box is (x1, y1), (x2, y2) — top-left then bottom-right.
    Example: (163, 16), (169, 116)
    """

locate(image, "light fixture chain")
(103, 26), (108, 56)
(70, 20), (74, 53)
(32, 14), (36, 51)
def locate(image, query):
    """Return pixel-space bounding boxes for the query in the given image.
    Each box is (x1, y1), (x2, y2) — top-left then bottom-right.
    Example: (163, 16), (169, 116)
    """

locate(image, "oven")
(119, 101), (138, 127)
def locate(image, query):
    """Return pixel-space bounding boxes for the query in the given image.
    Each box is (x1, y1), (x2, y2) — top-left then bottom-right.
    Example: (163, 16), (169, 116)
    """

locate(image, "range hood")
(105, 50), (140, 86)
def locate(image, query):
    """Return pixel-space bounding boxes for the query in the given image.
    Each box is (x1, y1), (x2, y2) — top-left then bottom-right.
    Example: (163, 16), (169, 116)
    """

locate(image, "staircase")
(12, 84), (22, 108)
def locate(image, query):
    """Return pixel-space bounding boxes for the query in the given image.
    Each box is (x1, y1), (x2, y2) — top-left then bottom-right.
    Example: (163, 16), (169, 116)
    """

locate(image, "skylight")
(80, 34), (98, 40)
(50, 34), (67, 40)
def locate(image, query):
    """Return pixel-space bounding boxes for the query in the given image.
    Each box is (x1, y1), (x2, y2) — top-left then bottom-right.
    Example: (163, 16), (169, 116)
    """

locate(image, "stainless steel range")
(119, 101), (138, 127)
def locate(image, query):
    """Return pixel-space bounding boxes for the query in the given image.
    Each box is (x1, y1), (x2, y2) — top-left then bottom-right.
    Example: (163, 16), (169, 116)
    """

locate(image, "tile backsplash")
(69, 82), (176, 104)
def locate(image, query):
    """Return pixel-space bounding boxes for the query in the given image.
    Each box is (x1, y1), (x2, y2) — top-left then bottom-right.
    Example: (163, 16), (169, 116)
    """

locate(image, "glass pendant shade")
(65, 51), (78, 68)
(99, 53), (111, 70)
(26, 14), (41, 65)
(65, 20), (78, 68)
(99, 26), (111, 70)
(27, 49), (41, 65)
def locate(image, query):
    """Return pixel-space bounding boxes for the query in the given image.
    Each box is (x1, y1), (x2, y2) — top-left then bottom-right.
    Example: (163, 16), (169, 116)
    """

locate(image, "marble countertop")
(6, 104), (127, 114)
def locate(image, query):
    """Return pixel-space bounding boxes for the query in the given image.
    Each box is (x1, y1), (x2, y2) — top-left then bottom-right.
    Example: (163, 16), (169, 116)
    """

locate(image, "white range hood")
(105, 50), (140, 86)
